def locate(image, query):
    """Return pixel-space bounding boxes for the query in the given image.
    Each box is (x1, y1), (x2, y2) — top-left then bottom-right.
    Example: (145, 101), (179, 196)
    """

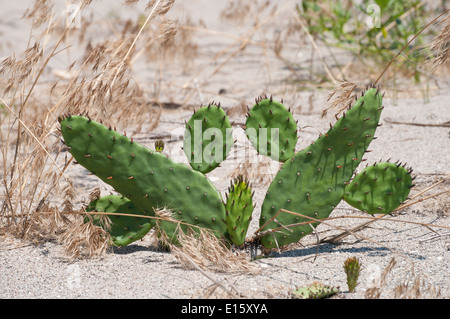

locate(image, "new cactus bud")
(343, 256), (362, 293)
(245, 96), (297, 162)
(225, 175), (254, 246)
(155, 139), (164, 152)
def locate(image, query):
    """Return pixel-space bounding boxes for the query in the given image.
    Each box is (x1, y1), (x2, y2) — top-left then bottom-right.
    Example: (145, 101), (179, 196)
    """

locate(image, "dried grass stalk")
(58, 214), (112, 259)
(230, 155), (280, 187)
(22, 0), (52, 29)
(430, 15), (450, 68)
(393, 276), (442, 299)
(321, 81), (357, 118)
(155, 208), (260, 274)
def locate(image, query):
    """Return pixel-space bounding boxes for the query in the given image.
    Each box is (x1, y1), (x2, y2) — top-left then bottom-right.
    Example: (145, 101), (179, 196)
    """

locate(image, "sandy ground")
(0, 0), (449, 299)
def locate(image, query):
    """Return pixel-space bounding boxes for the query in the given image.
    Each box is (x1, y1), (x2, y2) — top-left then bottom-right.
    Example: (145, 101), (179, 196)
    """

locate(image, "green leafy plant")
(298, 0), (437, 83)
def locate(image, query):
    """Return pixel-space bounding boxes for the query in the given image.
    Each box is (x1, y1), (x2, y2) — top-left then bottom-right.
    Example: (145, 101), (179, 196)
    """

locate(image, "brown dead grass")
(0, 0), (177, 248)
(155, 208), (260, 275)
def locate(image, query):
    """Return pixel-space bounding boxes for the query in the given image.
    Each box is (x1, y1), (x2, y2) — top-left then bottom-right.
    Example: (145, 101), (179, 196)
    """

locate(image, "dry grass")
(365, 257), (443, 299)
(429, 15), (450, 69)
(155, 208), (260, 275)
(0, 0), (177, 249)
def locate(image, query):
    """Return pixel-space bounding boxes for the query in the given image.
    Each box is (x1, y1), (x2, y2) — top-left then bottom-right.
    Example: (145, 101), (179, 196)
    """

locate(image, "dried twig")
(384, 118), (450, 127)
(374, 9), (450, 85)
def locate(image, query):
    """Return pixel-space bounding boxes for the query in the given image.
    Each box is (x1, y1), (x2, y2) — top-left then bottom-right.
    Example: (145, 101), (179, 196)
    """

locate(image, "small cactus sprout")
(225, 175), (254, 246)
(292, 282), (340, 299)
(155, 139), (165, 152)
(344, 256), (362, 293)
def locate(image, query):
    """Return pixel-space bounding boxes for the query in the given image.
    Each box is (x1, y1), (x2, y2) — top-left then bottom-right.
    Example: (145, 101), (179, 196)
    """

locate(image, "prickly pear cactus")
(183, 103), (233, 174)
(245, 95), (297, 162)
(259, 87), (383, 249)
(292, 282), (340, 299)
(85, 195), (152, 247)
(225, 175), (254, 246)
(344, 161), (413, 214)
(59, 115), (228, 244)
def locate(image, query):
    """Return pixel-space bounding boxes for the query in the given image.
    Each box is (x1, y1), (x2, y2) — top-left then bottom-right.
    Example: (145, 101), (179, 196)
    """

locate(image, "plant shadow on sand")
(111, 242), (163, 255)
(266, 241), (426, 261)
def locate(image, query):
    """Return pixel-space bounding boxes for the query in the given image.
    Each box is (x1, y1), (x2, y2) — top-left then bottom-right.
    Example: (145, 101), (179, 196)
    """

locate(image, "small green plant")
(154, 139), (165, 152)
(298, 0), (438, 83)
(292, 282), (340, 299)
(225, 175), (254, 246)
(344, 256), (362, 293)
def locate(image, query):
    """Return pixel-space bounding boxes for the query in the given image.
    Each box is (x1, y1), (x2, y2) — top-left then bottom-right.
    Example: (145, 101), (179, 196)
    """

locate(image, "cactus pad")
(292, 282), (340, 299)
(225, 175), (254, 246)
(59, 115), (228, 243)
(245, 96), (297, 162)
(183, 103), (233, 174)
(259, 87), (383, 249)
(85, 195), (152, 246)
(344, 161), (413, 214)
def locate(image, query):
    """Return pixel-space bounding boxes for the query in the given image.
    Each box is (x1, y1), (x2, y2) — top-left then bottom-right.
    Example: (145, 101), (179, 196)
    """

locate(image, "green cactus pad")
(344, 161), (413, 214)
(259, 87), (383, 249)
(245, 96), (297, 162)
(85, 195), (152, 246)
(59, 115), (228, 244)
(225, 175), (254, 246)
(292, 282), (340, 299)
(183, 103), (233, 174)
